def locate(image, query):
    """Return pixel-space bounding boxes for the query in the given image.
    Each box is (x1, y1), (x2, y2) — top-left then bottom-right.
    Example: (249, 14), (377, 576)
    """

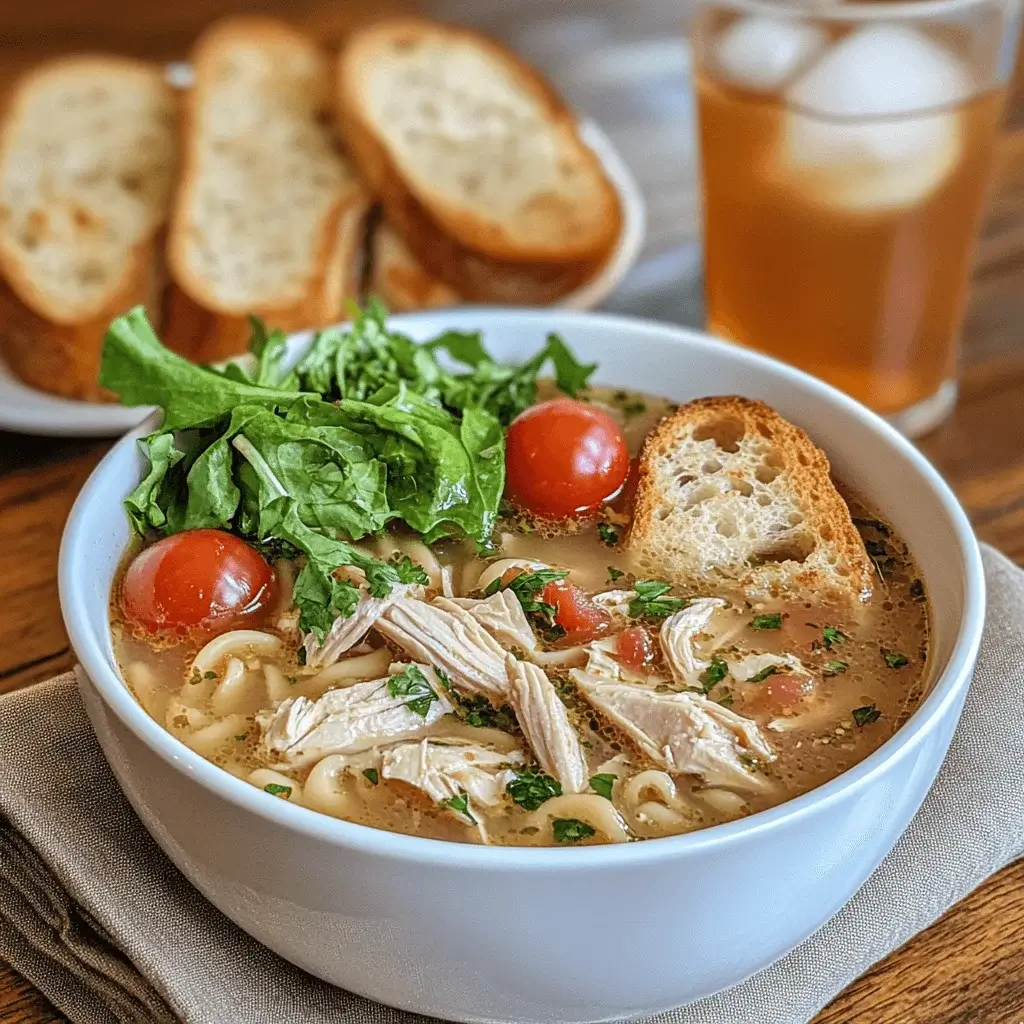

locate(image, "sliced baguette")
(368, 219), (459, 312)
(337, 17), (621, 293)
(165, 17), (367, 360)
(627, 397), (875, 610)
(0, 57), (177, 399)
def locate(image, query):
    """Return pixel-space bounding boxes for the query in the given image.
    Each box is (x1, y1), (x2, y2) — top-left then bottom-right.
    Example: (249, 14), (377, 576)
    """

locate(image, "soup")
(105, 305), (930, 847)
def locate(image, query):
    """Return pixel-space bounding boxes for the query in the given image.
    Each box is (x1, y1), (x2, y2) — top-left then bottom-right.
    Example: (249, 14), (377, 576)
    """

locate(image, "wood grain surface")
(3, 2), (1024, 1022)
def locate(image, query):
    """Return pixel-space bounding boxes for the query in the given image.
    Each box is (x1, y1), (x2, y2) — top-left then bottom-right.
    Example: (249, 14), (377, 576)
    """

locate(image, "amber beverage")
(692, 0), (1020, 434)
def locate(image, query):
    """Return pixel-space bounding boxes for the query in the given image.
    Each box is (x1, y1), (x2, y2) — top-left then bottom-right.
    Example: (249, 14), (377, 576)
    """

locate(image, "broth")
(113, 384), (930, 847)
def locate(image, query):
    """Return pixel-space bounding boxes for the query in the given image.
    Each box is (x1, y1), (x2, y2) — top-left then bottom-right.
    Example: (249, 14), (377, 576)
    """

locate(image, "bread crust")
(165, 17), (366, 359)
(368, 219), (459, 312)
(0, 57), (175, 397)
(337, 17), (622, 271)
(628, 396), (875, 609)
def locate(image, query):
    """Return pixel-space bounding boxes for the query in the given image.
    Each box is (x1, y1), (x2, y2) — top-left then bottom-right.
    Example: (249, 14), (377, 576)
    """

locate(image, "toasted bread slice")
(337, 17), (622, 268)
(627, 397), (875, 610)
(165, 17), (367, 360)
(0, 57), (177, 399)
(368, 219), (459, 312)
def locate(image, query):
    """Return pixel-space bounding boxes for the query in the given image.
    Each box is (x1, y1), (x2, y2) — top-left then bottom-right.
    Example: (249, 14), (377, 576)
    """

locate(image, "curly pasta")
(523, 794), (630, 843)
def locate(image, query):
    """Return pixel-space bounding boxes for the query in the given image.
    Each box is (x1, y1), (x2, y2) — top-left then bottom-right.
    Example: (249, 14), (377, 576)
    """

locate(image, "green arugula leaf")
(263, 783), (292, 798)
(628, 580), (687, 620)
(607, 566), (624, 582)
(589, 773), (617, 800)
(822, 626), (848, 649)
(443, 791), (476, 823)
(387, 665), (439, 718)
(552, 818), (596, 844)
(751, 613), (782, 630)
(883, 650), (909, 669)
(823, 659), (848, 677)
(506, 767), (562, 810)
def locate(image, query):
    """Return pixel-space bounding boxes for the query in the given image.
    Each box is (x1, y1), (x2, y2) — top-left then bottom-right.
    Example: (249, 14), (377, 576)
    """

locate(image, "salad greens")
(101, 302), (596, 639)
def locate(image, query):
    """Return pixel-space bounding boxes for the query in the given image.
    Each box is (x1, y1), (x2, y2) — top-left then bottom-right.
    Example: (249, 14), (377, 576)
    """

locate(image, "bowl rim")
(59, 307), (986, 870)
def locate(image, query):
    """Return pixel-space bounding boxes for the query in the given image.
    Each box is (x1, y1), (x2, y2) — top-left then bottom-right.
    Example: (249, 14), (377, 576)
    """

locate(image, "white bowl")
(59, 309), (984, 1023)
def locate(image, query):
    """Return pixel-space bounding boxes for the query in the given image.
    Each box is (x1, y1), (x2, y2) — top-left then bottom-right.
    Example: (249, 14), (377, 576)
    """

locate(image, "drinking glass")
(691, 0), (1021, 435)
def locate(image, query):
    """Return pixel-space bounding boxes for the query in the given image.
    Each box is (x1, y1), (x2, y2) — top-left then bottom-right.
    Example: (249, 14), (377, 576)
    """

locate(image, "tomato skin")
(504, 398), (629, 519)
(540, 579), (611, 643)
(745, 674), (814, 716)
(121, 529), (276, 637)
(616, 625), (656, 669)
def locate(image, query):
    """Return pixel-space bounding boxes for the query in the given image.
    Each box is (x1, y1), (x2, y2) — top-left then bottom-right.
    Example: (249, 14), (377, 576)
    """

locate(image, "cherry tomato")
(744, 674), (814, 716)
(540, 579), (611, 643)
(616, 625), (656, 670)
(610, 456), (641, 515)
(121, 529), (276, 637)
(505, 399), (629, 518)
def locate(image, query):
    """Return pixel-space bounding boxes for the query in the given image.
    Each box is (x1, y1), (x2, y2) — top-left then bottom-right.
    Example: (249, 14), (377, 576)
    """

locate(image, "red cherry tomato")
(616, 625), (656, 670)
(540, 580), (611, 643)
(505, 399), (629, 518)
(745, 674), (814, 716)
(121, 529), (276, 637)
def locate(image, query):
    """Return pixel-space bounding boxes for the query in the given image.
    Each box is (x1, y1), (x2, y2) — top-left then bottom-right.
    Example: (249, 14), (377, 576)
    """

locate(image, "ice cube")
(780, 25), (973, 211)
(715, 15), (827, 92)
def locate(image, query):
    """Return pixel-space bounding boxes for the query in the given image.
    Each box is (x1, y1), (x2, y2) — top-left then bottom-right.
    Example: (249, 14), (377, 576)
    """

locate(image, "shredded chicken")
(475, 558), (550, 593)
(583, 638), (669, 686)
(382, 739), (524, 834)
(303, 583), (424, 669)
(659, 598), (727, 688)
(505, 655), (588, 794)
(571, 672), (774, 791)
(376, 598), (509, 702)
(590, 589), (636, 618)
(257, 664), (452, 769)
(730, 652), (809, 682)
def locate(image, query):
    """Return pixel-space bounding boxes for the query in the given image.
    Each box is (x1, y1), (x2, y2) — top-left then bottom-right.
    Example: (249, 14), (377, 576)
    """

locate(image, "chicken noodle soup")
(106, 305), (930, 846)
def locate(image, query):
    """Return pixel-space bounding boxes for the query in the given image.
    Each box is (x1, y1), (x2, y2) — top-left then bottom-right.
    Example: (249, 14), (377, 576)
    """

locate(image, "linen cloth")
(1, 544), (1021, 1024)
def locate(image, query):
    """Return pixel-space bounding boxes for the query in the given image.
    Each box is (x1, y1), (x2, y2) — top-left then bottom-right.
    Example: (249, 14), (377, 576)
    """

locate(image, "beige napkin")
(1, 543), (1021, 1024)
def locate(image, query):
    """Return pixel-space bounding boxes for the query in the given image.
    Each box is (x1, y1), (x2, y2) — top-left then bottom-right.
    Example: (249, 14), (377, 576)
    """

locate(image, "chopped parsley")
(362, 768), (379, 785)
(447, 688), (518, 732)
(263, 783), (292, 798)
(699, 657), (728, 693)
(628, 580), (688, 620)
(506, 767), (562, 810)
(716, 692), (735, 708)
(623, 400), (646, 416)
(597, 523), (620, 546)
(822, 659), (848, 677)
(607, 566), (625, 582)
(203, 670), (218, 680)
(822, 626), (848, 649)
(233, 732), (249, 742)
(485, 568), (568, 628)
(552, 818), (596, 844)
(444, 791), (476, 824)
(883, 650), (909, 669)
(589, 773), (617, 800)
(748, 664), (779, 683)
(865, 539), (893, 575)
(852, 704), (881, 727)
(387, 665), (439, 718)
(751, 613), (782, 630)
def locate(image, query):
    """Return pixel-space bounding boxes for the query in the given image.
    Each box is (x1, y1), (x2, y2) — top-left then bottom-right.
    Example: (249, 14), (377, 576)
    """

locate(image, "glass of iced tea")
(692, 0), (1021, 435)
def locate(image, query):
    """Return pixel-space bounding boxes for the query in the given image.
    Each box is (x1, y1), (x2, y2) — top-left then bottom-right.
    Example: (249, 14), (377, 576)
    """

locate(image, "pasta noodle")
(192, 630), (281, 676)
(373, 536), (445, 590)
(523, 795), (630, 843)
(249, 768), (303, 804)
(302, 755), (364, 817)
(293, 648), (392, 701)
(618, 770), (703, 838)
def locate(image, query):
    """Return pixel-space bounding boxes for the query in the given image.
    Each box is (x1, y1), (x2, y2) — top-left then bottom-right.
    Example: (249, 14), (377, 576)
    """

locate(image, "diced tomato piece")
(540, 580), (610, 642)
(500, 567), (526, 588)
(616, 625), (655, 669)
(746, 674), (814, 716)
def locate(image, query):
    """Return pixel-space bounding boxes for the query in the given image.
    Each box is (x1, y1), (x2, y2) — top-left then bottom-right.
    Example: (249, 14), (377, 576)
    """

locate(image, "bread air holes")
(692, 414), (744, 453)
(715, 515), (739, 538)
(702, 459), (722, 474)
(682, 482), (720, 511)
(750, 532), (815, 565)
(755, 450), (786, 484)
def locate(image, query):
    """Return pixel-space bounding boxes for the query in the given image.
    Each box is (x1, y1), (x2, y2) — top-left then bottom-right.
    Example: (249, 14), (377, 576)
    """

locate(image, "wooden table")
(4, 3), (1024, 1022)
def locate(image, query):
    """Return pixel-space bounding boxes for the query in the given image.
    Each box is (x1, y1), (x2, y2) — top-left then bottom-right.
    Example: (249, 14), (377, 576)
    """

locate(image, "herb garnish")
(909, 578), (925, 602)
(597, 523), (620, 546)
(699, 657), (728, 693)
(203, 670), (217, 680)
(748, 664), (779, 683)
(589, 773), (617, 800)
(233, 732), (249, 742)
(751, 613), (782, 630)
(607, 566), (624, 582)
(716, 692), (735, 708)
(263, 783), (292, 798)
(439, 669), (518, 732)
(852, 705), (881, 727)
(552, 818), (596, 844)
(387, 665), (439, 718)
(444, 791), (476, 824)
(485, 568), (568, 630)
(822, 626), (848, 649)
(362, 768), (379, 785)
(506, 767), (562, 810)
(882, 650), (909, 669)
(628, 580), (687, 620)
(822, 659), (848, 677)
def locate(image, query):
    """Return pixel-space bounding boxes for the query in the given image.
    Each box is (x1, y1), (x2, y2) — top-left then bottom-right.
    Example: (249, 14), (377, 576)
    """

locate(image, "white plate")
(0, 89), (645, 439)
